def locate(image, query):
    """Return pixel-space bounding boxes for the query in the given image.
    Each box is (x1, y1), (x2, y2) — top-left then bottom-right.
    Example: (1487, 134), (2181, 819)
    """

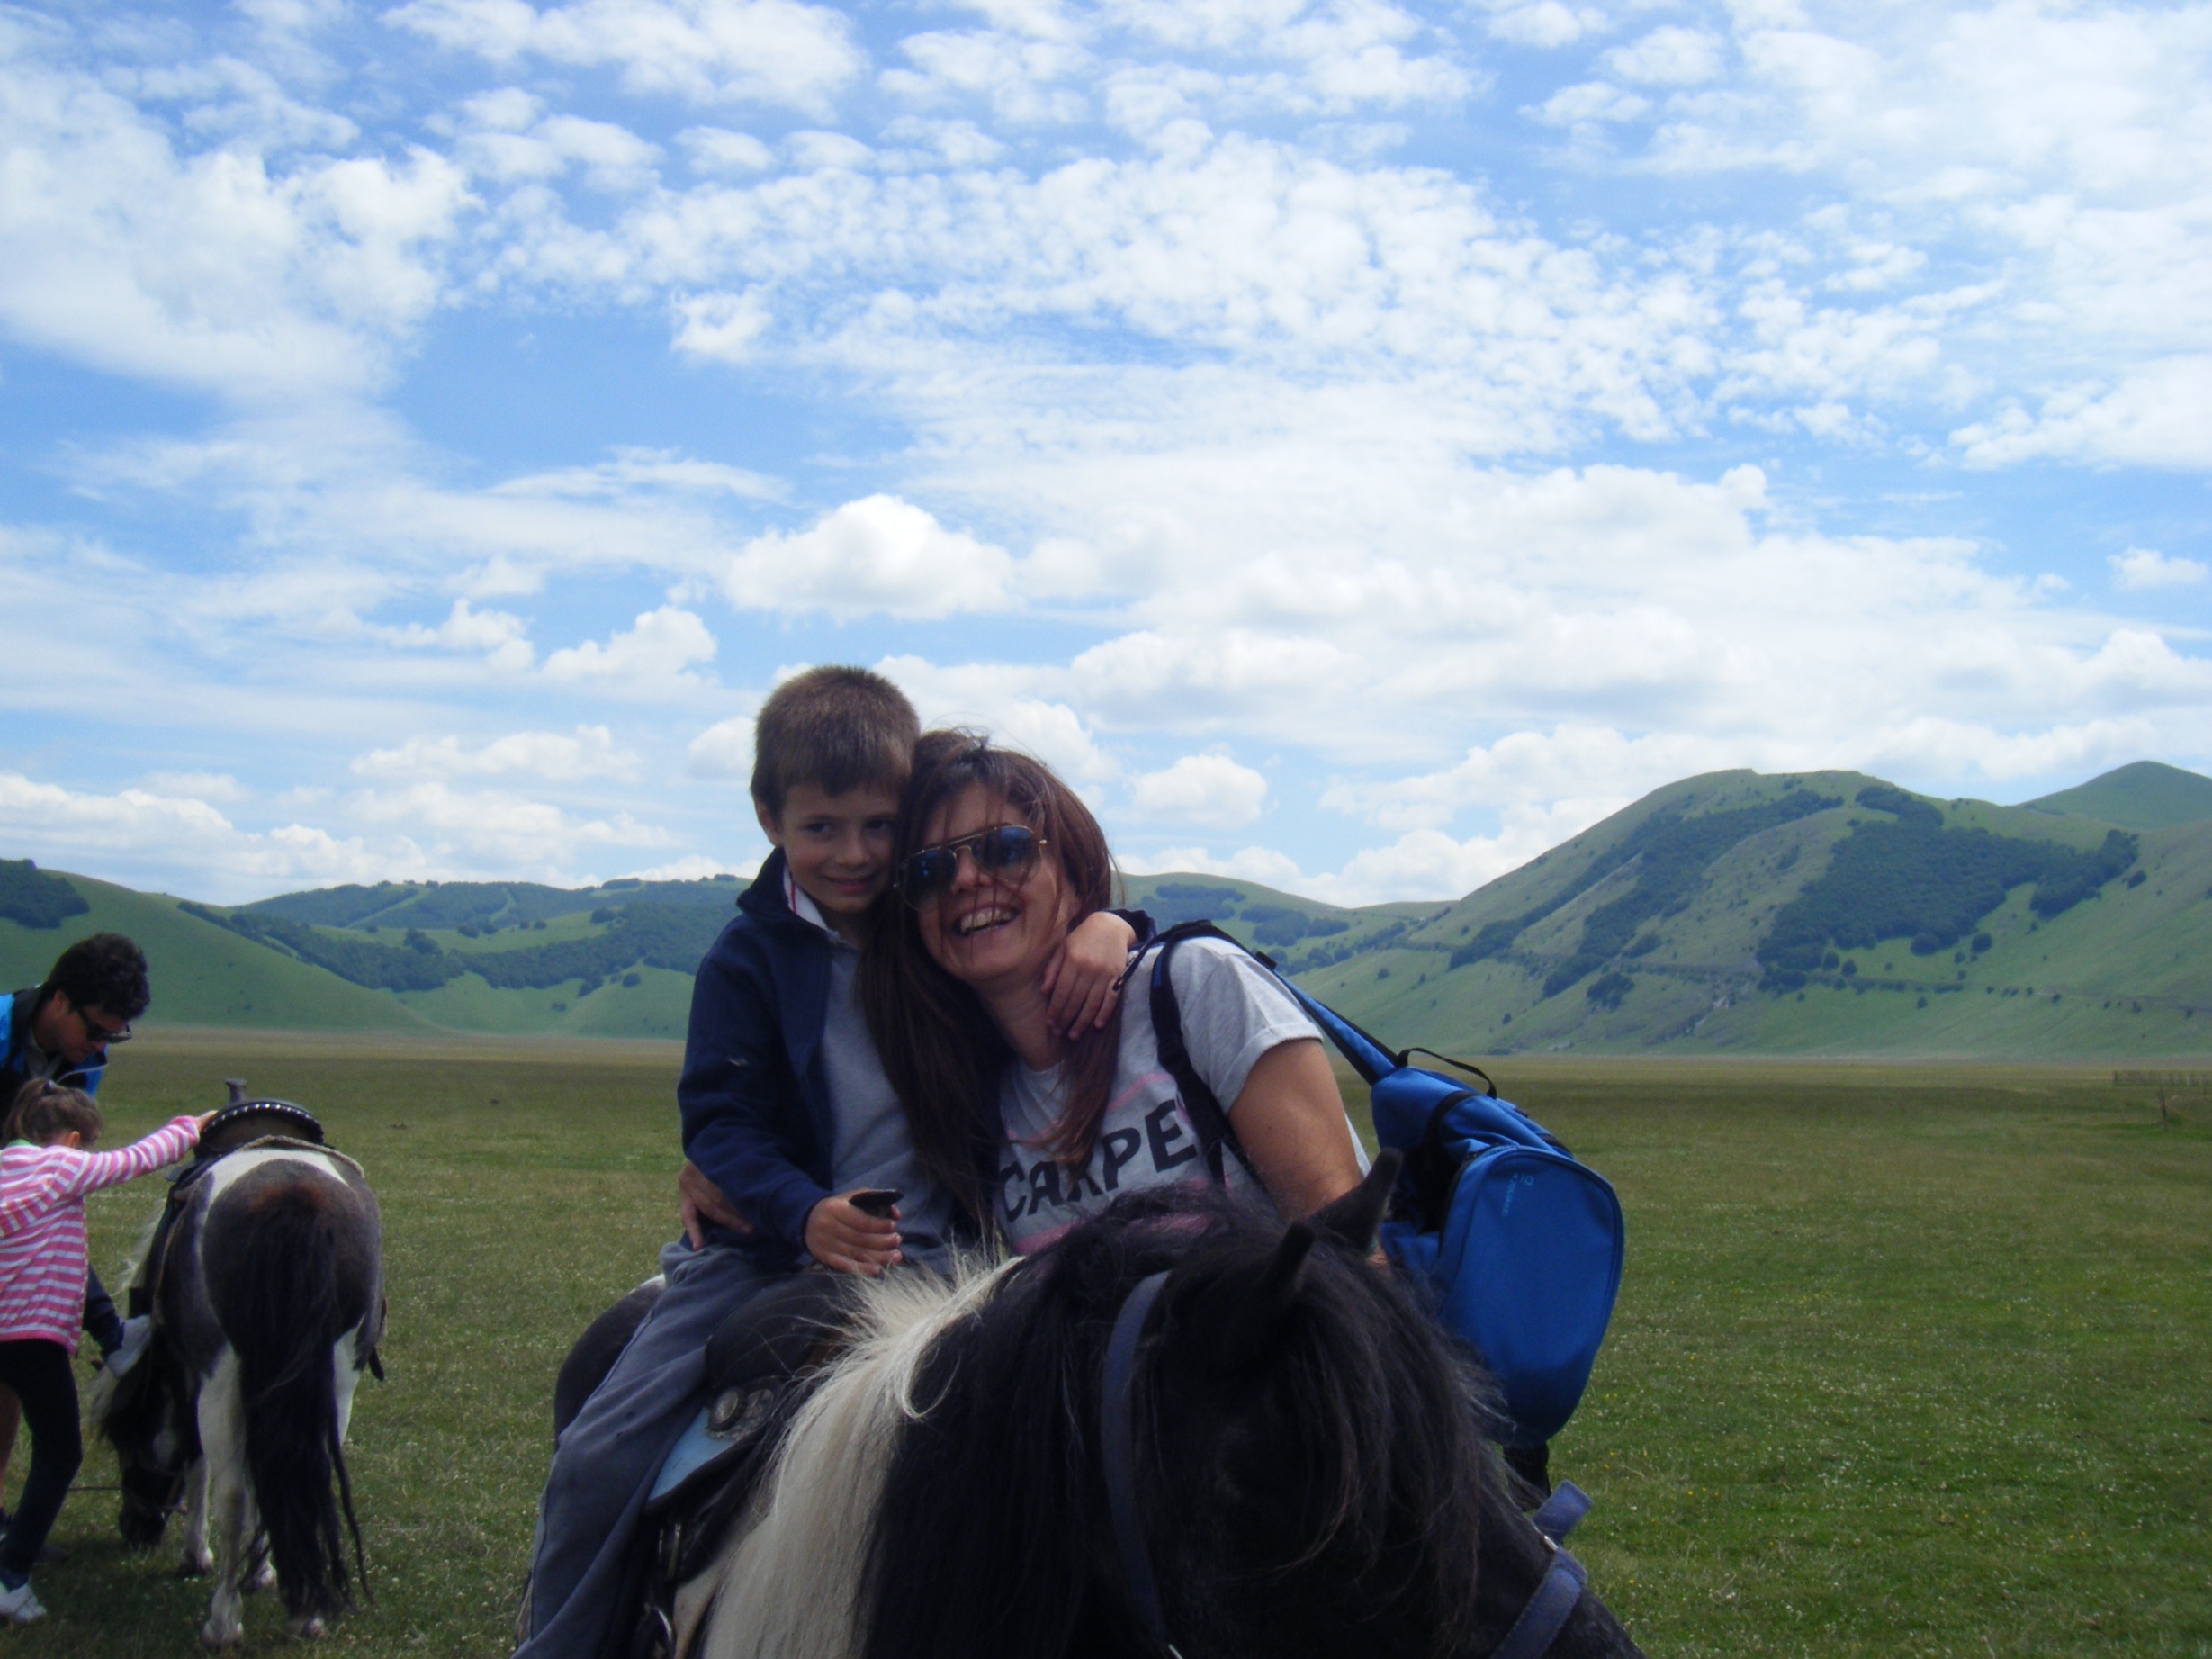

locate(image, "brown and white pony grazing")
(95, 1095), (383, 1648)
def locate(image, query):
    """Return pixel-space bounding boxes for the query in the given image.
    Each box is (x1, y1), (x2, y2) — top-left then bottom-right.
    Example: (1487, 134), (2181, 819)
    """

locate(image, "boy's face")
(757, 781), (902, 936)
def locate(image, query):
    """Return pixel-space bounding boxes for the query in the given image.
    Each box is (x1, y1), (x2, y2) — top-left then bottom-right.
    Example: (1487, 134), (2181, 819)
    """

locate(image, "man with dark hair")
(0, 933), (152, 1538)
(0, 934), (149, 1104)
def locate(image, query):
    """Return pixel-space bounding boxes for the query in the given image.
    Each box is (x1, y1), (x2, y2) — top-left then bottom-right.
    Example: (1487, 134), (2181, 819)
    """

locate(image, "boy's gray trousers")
(516, 1240), (782, 1659)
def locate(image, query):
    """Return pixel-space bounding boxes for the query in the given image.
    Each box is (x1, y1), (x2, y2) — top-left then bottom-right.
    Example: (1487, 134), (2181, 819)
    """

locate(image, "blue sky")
(2, 0), (2208, 905)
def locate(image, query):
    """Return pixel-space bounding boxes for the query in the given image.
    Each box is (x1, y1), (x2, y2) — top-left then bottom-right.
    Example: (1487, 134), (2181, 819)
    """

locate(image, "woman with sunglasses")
(863, 733), (1367, 1252)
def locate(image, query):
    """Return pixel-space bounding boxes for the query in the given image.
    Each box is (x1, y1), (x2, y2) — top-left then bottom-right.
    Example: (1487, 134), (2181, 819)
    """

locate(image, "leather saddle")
(616, 1271), (864, 1659)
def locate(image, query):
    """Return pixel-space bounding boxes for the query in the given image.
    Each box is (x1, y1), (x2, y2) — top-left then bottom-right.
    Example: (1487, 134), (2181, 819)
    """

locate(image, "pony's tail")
(231, 1186), (367, 1625)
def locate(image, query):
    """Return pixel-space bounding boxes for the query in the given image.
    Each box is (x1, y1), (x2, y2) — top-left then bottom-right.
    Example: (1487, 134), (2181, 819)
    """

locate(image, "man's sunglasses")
(899, 825), (1046, 906)
(75, 1003), (130, 1045)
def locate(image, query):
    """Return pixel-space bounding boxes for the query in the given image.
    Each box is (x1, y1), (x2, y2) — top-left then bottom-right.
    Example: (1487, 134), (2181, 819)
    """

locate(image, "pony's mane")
(694, 1254), (1019, 1659)
(859, 1185), (1496, 1659)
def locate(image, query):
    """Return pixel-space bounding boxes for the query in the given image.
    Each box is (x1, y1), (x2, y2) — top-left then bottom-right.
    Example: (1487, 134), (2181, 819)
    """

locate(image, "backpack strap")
(1143, 922), (1258, 1185)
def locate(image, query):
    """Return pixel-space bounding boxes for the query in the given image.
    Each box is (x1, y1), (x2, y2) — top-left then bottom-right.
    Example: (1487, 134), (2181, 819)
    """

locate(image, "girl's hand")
(805, 1191), (904, 1276)
(1041, 910), (1138, 1038)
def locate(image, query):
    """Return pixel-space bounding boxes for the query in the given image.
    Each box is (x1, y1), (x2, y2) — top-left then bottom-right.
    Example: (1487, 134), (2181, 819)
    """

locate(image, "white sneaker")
(0, 1578), (46, 1624)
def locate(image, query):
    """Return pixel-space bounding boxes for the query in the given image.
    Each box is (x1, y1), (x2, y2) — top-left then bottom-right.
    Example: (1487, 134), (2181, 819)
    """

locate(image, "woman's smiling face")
(913, 785), (1071, 996)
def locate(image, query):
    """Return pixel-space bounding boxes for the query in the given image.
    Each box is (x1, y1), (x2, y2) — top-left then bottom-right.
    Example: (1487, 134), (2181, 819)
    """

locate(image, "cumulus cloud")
(0, 38), (470, 405)
(2109, 547), (2210, 591)
(1131, 753), (1270, 826)
(0, 770), (399, 898)
(685, 714), (756, 779)
(386, 599), (535, 669)
(543, 607), (719, 690)
(724, 497), (1015, 619)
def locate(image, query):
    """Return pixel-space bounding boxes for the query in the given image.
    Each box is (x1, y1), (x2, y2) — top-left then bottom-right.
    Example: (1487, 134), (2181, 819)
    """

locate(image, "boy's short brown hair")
(4, 1080), (102, 1147)
(750, 666), (920, 817)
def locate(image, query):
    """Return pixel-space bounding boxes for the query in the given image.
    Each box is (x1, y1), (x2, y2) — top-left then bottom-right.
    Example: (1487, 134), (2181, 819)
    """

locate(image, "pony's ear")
(1218, 1222), (1316, 1372)
(1311, 1150), (1401, 1254)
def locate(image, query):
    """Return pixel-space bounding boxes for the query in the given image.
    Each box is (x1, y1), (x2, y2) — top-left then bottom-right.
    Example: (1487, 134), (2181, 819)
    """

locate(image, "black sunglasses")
(75, 1003), (131, 1045)
(899, 825), (1046, 906)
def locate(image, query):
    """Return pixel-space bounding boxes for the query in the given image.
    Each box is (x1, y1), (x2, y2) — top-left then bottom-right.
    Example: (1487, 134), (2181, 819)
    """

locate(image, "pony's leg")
(178, 1457), (214, 1578)
(333, 1333), (365, 1445)
(246, 1530), (275, 1595)
(196, 1355), (250, 1650)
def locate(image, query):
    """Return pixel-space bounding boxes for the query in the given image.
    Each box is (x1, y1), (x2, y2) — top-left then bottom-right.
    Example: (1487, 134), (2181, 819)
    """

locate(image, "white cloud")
(2109, 547), (2210, 591)
(1323, 726), (1707, 832)
(0, 38), (470, 407)
(386, 599), (535, 669)
(140, 771), (250, 803)
(385, 0), (865, 114)
(543, 606), (719, 690)
(1952, 359), (2212, 469)
(454, 94), (662, 192)
(686, 715), (757, 778)
(1531, 80), (1649, 126)
(1131, 753), (1270, 826)
(0, 770), (400, 897)
(1603, 27), (1724, 87)
(723, 496), (1015, 619)
(352, 726), (640, 780)
(679, 125), (776, 173)
(493, 447), (781, 501)
(624, 853), (753, 880)
(1119, 840), (1306, 889)
(1481, 3), (1603, 50)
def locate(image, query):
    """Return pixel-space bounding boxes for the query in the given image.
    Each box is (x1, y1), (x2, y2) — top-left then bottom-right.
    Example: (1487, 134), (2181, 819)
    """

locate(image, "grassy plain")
(9, 1038), (2209, 1656)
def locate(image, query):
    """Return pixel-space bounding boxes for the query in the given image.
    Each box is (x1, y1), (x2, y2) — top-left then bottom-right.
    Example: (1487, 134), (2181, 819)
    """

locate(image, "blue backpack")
(1142, 924), (1623, 1448)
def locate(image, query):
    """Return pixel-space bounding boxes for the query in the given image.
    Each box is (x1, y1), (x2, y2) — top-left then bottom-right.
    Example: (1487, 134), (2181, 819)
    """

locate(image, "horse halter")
(1097, 1268), (1596, 1659)
(1099, 1271), (1179, 1658)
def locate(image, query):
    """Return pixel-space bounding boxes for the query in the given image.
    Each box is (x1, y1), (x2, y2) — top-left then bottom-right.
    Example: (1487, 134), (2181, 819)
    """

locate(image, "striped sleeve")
(61, 1117), (202, 1196)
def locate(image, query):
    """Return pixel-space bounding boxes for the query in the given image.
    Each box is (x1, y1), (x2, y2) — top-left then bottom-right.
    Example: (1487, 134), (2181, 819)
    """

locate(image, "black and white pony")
(640, 1157), (1642, 1659)
(94, 1094), (384, 1648)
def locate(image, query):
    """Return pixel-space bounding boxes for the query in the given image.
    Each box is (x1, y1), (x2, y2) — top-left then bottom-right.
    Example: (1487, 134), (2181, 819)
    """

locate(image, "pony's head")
(860, 1158), (1496, 1659)
(92, 1333), (198, 1547)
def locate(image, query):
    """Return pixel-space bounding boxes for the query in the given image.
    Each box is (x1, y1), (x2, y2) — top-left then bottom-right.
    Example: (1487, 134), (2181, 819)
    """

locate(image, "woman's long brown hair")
(861, 730), (1125, 1231)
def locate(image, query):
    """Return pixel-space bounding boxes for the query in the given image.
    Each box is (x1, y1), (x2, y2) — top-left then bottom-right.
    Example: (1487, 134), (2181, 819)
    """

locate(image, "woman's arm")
(1226, 1039), (1365, 1220)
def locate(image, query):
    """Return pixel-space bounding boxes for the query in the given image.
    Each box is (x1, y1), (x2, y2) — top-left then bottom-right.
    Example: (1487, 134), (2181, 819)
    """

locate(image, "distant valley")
(3, 760), (2207, 1059)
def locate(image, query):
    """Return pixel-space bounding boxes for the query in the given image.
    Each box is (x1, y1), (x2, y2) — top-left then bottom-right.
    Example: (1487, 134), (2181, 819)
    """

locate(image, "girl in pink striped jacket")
(0, 1081), (206, 1625)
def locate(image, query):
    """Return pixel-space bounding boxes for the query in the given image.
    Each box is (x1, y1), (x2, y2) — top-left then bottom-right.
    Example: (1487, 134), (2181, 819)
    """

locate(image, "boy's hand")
(192, 1111), (220, 1131)
(805, 1191), (903, 1276)
(679, 1159), (755, 1249)
(1041, 910), (1138, 1038)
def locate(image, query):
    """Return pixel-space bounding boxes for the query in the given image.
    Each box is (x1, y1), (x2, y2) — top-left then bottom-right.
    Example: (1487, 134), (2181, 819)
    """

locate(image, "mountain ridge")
(3, 761), (2207, 1057)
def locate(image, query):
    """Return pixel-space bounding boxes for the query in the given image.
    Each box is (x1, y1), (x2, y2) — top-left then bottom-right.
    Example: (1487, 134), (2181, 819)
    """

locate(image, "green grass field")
(9, 1038), (2209, 1655)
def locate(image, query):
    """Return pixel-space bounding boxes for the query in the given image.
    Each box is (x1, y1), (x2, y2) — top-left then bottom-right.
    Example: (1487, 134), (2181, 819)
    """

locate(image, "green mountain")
(3, 757), (2203, 1054)
(2023, 760), (2212, 831)
(1298, 770), (2210, 1059)
(0, 865), (428, 1032)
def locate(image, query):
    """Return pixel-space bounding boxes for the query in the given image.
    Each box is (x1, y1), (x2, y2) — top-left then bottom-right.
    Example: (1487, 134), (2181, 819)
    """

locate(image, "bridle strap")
(1490, 1545), (1587, 1659)
(1100, 1271), (1176, 1657)
(1490, 1480), (1593, 1659)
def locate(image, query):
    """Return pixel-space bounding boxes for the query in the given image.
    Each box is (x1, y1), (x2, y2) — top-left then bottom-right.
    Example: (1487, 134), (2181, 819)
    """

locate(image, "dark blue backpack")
(1142, 924), (1623, 1448)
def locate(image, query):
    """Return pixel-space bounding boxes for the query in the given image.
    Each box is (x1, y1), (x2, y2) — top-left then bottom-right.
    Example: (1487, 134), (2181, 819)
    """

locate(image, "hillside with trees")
(1, 762), (2205, 1054)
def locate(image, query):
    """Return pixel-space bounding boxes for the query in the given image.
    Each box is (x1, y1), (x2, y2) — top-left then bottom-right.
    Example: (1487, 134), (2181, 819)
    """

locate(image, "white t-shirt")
(994, 936), (1362, 1251)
